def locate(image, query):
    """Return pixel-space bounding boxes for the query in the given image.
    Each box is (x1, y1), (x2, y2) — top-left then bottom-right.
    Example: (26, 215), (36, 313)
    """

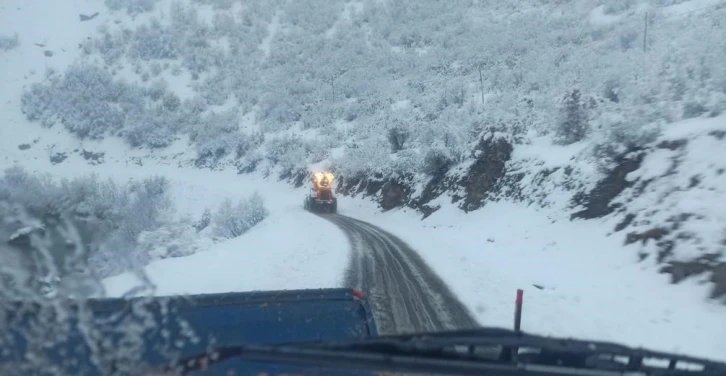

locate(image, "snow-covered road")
(325, 213), (479, 335)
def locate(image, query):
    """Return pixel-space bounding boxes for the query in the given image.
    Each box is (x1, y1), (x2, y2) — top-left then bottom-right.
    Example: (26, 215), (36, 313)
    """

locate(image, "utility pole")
(478, 62), (485, 104)
(643, 12), (648, 52)
(328, 68), (349, 102)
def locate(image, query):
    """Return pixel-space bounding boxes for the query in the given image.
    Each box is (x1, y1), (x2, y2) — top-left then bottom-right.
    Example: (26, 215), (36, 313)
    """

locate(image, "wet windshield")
(1, 0), (725, 375)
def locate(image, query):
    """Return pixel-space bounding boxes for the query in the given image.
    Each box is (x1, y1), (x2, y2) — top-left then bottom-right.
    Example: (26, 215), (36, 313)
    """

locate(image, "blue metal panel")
(1, 288), (378, 376)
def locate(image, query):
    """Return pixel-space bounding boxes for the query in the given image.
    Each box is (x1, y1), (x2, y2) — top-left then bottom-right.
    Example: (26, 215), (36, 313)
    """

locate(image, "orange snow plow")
(304, 171), (337, 214)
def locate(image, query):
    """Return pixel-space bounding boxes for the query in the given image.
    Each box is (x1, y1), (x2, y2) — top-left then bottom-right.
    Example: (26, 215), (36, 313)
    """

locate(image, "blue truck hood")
(0, 288), (378, 376)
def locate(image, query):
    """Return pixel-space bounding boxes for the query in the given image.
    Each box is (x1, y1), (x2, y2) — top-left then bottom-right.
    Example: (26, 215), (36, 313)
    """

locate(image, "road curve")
(322, 214), (479, 335)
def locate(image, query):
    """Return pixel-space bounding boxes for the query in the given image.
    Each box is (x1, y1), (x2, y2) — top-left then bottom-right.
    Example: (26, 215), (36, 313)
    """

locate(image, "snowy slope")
(340, 180), (726, 361)
(0, 0), (347, 299)
(613, 116), (726, 264)
(102, 204), (348, 297)
(1, 130), (350, 299)
(336, 114), (726, 361)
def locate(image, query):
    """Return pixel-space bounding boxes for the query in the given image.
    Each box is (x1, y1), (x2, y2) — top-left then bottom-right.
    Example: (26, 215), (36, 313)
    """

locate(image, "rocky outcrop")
(570, 149), (645, 220)
(410, 135), (513, 215)
(380, 180), (409, 210)
(457, 136), (513, 212)
(661, 255), (726, 301)
(572, 137), (726, 302)
(331, 135), (513, 217)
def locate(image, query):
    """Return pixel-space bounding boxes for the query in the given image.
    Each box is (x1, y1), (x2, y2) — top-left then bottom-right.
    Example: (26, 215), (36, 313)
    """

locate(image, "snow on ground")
(1, 0), (106, 148)
(1, 126), (350, 298)
(660, 0), (725, 18)
(614, 115), (726, 261)
(0, 108), (349, 298)
(1, 125), (351, 298)
(103, 203), (348, 297)
(588, 5), (623, 26)
(338, 116), (726, 361)
(0, 0), (347, 300)
(340, 198), (726, 361)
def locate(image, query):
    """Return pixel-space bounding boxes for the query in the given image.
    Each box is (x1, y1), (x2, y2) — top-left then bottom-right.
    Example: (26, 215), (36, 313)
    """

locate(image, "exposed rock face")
(380, 180), (408, 211)
(331, 135), (513, 217)
(570, 149), (645, 220)
(661, 256), (726, 301)
(457, 137), (513, 212)
(568, 137), (726, 302)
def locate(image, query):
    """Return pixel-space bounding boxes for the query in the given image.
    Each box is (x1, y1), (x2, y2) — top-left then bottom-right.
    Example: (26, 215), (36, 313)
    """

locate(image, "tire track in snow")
(322, 214), (479, 335)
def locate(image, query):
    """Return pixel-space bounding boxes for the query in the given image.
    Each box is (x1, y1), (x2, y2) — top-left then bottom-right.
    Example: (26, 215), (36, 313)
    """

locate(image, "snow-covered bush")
(123, 109), (176, 148)
(335, 136), (391, 178)
(265, 135), (310, 173)
(554, 89), (589, 145)
(388, 149), (423, 178)
(0, 33), (19, 51)
(189, 108), (260, 163)
(130, 19), (180, 60)
(193, 0), (234, 9)
(105, 0), (159, 15)
(423, 146), (453, 176)
(387, 126), (409, 152)
(137, 220), (203, 261)
(0, 167), (174, 278)
(196, 71), (232, 106)
(194, 208), (211, 232)
(21, 64), (143, 139)
(212, 193), (268, 239)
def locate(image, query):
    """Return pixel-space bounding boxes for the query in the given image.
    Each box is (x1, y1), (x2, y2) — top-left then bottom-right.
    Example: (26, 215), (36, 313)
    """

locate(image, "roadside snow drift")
(103, 207), (348, 297)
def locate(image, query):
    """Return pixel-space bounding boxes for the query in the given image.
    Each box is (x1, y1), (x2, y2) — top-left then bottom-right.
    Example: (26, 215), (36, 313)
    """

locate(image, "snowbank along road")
(323, 214), (479, 335)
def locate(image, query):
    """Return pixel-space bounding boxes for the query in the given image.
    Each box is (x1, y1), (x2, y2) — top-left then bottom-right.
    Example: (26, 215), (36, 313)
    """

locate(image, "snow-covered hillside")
(330, 112), (726, 359)
(1, 0), (726, 364)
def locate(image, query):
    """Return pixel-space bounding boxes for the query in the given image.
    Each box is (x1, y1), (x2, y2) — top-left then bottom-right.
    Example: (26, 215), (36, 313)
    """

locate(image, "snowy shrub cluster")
(21, 66), (207, 149)
(105, 0), (160, 15)
(190, 108), (259, 165)
(554, 89), (590, 146)
(192, 0), (234, 9)
(21, 0), (726, 181)
(0, 167), (174, 280)
(21, 64), (131, 138)
(265, 134), (313, 174)
(212, 192), (268, 239)
(137, 219), (203, 261)
(130, 19), (180, 60)
(0, 33), (19, 51)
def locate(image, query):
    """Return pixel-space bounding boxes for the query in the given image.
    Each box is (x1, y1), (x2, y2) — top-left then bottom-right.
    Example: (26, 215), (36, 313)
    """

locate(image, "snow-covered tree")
(555, 89), (589, 145)
(212, 193), (268, 239)
(0, 167), (175, 279)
